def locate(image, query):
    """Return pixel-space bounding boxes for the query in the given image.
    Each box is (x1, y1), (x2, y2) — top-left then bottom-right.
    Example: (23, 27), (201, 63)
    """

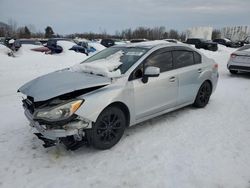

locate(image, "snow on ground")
(0, 44), (250, 188)
(0, 44), (12, 55)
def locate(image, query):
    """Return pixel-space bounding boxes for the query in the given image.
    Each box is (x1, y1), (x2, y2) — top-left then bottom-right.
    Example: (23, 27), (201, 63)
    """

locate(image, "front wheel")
(193, 81), (212, 108)
(86, 106), (126, 150)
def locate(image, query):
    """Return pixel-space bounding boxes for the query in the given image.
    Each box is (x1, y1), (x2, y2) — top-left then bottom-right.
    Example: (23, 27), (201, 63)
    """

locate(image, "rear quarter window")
(194, 52), (202, 64)
(173, 51), (195, 68)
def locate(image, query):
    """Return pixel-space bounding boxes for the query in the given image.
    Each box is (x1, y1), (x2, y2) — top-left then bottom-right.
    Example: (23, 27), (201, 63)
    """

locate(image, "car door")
(172, 47), (203, 105)
(130, 48), (179, 121)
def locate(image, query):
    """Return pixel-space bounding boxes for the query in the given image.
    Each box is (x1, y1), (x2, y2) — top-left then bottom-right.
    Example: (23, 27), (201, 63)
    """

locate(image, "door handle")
(169, 76), (176, 82)
(198, 68), (202, 73)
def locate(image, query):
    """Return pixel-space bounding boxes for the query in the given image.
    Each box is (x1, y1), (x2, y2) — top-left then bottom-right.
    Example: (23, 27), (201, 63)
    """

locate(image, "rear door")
(172, 47), (203, 105)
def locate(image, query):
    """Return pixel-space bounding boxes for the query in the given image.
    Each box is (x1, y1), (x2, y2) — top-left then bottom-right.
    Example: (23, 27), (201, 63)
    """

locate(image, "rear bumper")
(228, 65), (250, 72)
(24, 109), (90, 140)
(228, 59), (250, 72)
(228, 60), (250, 72)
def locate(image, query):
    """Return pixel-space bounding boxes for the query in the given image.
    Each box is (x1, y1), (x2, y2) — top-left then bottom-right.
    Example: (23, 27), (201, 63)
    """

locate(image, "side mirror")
(142, 66), (160, 83)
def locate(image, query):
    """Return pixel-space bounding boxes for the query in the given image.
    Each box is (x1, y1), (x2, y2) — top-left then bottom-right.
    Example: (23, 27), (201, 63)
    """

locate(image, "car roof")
(114, 40), (188, 49)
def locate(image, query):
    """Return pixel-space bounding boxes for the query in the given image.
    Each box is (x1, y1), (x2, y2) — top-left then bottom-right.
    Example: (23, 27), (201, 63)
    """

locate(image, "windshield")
(75, 47), (149, 77)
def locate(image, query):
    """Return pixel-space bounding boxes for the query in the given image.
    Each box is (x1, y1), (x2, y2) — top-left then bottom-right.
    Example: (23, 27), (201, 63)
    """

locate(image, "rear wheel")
(230, 70), (238, 74)
(86, 106), (126, 150)
(193, 81), (212, 108)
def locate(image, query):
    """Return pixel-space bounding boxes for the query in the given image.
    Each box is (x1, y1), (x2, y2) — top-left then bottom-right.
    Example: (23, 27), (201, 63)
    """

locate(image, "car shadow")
(126, 105), (192, 135)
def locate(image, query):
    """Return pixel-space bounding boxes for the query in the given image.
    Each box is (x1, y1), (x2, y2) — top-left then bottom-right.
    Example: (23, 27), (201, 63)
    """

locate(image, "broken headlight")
(34, 100), (83, 122)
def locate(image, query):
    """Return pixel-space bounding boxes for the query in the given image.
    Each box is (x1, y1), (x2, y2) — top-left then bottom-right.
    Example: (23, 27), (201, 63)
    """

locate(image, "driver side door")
(130, 48), (179, 121)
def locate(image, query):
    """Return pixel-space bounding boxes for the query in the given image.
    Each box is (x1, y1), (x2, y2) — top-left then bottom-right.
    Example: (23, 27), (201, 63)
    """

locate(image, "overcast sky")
(0, 0), (249, 34)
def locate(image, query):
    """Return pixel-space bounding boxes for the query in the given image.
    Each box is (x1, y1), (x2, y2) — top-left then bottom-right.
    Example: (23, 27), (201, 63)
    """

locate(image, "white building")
(186, 27), (213, 40)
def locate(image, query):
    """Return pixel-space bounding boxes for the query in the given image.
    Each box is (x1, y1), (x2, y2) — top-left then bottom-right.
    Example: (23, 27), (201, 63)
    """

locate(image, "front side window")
(144, 51), (173, 73)
(173, 51), (195, 68)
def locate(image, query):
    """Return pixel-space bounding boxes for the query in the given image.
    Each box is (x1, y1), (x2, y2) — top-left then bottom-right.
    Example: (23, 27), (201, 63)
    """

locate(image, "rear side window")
(194, 52), (202, 64)
(144, 51), (173, 72)
(173, 51), (194, 68)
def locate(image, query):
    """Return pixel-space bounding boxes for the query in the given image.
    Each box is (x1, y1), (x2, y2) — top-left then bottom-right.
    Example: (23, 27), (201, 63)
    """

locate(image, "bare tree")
(7, 18), (18, 37)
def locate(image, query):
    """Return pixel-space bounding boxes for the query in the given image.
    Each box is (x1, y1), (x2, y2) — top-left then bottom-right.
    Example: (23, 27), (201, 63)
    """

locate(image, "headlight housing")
(34, 100), (83, 122)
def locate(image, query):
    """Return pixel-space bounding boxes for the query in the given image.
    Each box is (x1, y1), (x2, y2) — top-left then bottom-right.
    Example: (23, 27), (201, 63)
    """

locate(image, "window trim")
(128, 47), (202, 81)
(172, 50), (201, 69)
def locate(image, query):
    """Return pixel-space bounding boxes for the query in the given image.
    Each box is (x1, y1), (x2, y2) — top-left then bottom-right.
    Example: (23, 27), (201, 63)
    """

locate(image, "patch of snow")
(115, 41), (127, 45)
(15, 44), (43, 56)
(8, 39), (15, 44)
(70, 51), (123, 77)
(57, 41), (76, 52)
(0, 44), (12, 55)
(223, 38), (231, 42)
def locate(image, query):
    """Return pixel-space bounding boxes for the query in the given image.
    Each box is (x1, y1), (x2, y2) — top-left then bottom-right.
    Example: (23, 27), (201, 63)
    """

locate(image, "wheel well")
(205, 80), (213, 90)
(107, 102), (130, 127)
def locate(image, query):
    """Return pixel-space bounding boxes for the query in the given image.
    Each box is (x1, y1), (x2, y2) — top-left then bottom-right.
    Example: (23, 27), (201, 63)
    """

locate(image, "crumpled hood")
(18, 69), (111, 102)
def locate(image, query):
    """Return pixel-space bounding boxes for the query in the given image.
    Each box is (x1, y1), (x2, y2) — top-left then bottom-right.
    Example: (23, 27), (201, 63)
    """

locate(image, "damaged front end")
(22, 97), (92, 150)
(18, 70), (111, 150)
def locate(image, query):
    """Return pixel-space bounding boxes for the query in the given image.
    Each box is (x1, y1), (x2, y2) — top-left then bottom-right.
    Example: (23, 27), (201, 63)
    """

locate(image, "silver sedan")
(228, 44), (250, 74)
(18, 41), (219, 150)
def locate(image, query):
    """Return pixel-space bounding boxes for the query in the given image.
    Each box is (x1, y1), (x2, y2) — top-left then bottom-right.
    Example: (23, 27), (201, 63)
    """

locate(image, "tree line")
(0, 20), (56, 39)
(0, 20), (222, 41)
(66, 27), (187, 41)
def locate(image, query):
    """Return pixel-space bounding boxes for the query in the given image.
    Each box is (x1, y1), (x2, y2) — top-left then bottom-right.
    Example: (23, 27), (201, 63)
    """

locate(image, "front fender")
(75, 82), (132, 123)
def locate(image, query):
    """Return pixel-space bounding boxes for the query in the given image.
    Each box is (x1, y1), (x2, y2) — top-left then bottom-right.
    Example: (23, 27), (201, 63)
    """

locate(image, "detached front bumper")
(24, 109), (91, 141)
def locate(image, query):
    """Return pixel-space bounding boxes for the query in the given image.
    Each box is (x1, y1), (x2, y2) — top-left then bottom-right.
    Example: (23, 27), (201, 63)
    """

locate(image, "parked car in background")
(238, 36), (250, 46)
(39, 39), (48, 45)
(130, 39), (148, 43)
(18, 42), (218, 150)
(45, 38), (88, 55)
(77, 41), (97, 53)
(101, 39), (115, 48)
(13, 39), (42, 51)
(227, 44), (250, 74)
(46, 38), (73, 54)
(213, 38), (241, 48)
(186, 38), (218, 51)
(69, 45), (88, 55)
(3, 37), (15, 49)
(0, 37), (4, 44)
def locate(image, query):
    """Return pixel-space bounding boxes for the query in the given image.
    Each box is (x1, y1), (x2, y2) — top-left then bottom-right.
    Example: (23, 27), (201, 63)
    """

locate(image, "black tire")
(86, 106), (126, 150)
(193, 81), (212, 108)
(230, 70), (238, 74)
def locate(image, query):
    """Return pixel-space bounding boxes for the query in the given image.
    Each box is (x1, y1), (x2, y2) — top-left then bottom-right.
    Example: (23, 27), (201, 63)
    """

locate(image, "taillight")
(213, 63), (218, 72)
(231, 54), (237, 58)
